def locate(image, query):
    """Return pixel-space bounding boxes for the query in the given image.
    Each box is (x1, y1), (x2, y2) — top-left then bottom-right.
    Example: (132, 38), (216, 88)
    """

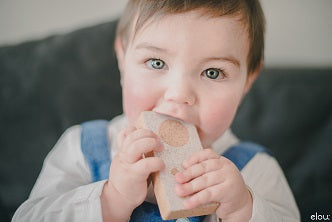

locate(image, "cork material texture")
(159, 119), (189, 147)
(136, 111), (219, 220)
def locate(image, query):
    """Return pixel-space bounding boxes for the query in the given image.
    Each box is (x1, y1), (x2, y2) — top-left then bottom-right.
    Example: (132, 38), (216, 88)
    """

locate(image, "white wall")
(0, 0), (128, 44)
(0, 0), (331, 68)
(262, 0), (332, 67)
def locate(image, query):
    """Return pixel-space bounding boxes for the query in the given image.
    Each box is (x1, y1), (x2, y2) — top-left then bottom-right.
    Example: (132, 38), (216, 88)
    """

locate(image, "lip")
(153, 110), (183, 121)
(152, 108), (195, 126)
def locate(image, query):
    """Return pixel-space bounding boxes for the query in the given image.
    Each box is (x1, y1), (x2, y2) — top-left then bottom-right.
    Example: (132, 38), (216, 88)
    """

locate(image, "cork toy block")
(136, 111), (219, 220)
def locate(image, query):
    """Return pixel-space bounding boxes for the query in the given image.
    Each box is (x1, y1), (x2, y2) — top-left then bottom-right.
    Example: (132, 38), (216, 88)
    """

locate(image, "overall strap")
(81, 120), (111, 182)
(222, 142), (271, 171)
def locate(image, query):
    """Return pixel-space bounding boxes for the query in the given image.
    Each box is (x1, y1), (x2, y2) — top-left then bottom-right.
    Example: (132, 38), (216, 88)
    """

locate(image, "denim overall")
(81, 120), (270, 222)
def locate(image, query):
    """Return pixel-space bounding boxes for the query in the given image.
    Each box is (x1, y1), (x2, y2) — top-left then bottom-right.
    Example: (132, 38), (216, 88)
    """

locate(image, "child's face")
(117, 10), (257, 147)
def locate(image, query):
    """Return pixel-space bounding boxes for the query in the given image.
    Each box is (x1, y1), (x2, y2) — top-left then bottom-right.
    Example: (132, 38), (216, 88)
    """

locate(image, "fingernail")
(182, 161), (188, 169)
(156, 143), (164, 152)
(174, 172), (185, 184)
(174, 184), (182, 196)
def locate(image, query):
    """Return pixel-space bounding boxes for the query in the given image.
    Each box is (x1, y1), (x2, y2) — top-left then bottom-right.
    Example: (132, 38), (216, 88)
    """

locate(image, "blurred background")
(0, 0), (331, 68)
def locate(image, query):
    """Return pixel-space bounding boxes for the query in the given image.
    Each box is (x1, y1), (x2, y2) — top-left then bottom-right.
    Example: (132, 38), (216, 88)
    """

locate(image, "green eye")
(149, 59), (165, 69)
(205, 68), (220, 79)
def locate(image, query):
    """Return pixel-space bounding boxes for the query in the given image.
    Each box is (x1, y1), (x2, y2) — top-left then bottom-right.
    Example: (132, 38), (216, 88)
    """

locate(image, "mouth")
(153, 110), (179, 120)
(151, 108), (196, 127)
(152, 109), (184, 121)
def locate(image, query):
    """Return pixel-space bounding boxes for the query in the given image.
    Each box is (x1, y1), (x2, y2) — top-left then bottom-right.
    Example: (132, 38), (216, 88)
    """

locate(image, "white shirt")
(12, 115), (300, 222)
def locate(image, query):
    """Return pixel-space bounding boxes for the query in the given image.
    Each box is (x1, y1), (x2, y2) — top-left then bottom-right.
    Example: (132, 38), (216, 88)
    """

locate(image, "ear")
(243, 62), (263, 94)
(114, 37), (125, 74)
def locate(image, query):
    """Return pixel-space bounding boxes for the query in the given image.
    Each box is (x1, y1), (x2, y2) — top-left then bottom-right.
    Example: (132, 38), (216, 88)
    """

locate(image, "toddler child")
(13, 0), (300, 221)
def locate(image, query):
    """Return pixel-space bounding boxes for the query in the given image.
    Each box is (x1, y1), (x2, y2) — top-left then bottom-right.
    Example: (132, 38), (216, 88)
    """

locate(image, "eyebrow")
(135, 42), (240, 67)
(203, 56), (240, 68)
(135, 42), (170, 54)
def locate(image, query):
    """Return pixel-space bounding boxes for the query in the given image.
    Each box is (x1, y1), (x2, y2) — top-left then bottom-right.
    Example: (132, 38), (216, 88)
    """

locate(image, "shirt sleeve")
(12, 125), (106, 222)
(243, 153), (301, 222)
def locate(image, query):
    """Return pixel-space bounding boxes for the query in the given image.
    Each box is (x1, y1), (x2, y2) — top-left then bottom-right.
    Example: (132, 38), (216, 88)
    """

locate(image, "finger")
(117, 126), (136, 151)
(125, 137), (164, 163)
(134, 157), (165, 179)
(183, 148), (220, 169)
(123, 125), (137, 137)
(175, 158), (222, 184)
(175, 169), (224, 197)
(117, 129), (126, 149)
(183, 183), (223, 210)
(123, 129), (159, 149)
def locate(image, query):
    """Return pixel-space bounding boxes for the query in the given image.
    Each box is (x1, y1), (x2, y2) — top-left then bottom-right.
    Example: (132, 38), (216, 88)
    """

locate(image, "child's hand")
(174, 148), (253, 221)
(106, 126), (164, 210)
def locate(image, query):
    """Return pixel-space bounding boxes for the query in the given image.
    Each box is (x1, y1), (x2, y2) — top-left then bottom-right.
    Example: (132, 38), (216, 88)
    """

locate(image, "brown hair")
(116, 0), (265, 74)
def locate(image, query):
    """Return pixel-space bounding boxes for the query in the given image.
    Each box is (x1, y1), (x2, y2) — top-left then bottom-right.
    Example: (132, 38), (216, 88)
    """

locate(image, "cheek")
(122, 75), (159, 125)
(199, 90), (243, 147)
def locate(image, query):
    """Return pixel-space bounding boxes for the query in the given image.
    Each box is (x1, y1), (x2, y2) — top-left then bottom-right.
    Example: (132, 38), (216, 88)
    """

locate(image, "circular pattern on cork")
(159, 119), (189, 147)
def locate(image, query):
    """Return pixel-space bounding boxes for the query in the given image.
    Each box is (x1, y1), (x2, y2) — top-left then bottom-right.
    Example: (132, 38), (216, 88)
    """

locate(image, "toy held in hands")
(136, 111), (219, 220)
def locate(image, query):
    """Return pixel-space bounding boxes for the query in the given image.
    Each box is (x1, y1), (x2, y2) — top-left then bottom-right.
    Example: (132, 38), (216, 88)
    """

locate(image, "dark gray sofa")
(1, 19), (331, 221)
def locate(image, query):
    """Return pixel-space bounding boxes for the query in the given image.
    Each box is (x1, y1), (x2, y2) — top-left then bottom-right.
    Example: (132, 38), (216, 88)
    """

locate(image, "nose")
(163, 75), (196, 106)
